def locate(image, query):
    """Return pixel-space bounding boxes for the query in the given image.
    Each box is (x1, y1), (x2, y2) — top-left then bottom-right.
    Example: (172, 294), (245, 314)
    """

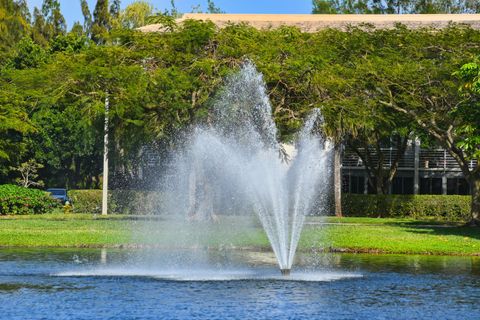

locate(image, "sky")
(26, 0), (314, 29)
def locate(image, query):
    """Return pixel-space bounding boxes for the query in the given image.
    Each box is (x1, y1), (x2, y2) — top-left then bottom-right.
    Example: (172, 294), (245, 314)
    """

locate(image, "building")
(342, 140), (477, 195)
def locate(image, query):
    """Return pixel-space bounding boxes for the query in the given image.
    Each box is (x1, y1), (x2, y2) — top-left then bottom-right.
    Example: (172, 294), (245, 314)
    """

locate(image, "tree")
(0, 0), (30, 54)
(207, 0), (223, 13)
(31, 7), (47, 45)
(49, 31), (89, 53)
(343, 59), (412, 195)
(121, 1), (154, 29)
(70, 22), (85, 37)
(40, 0), (66, 40)
(9, 36), (48, 69)
(92, 0), (110, 43)
(80, 0), (93, 36)
(312, 0), (480, 13)
(0, 88), (35, 181)
(313, 28), (416, 197)
(382, 53), (480, 225)
(312, 0), (337, 13)
(109, 0), (121, 29)
(12, 159), (44, 187)
(110, 0), (121, 19)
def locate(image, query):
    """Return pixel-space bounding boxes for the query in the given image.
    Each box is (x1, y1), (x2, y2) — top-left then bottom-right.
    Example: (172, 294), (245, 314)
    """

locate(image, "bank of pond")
(0, 214), (478, 256)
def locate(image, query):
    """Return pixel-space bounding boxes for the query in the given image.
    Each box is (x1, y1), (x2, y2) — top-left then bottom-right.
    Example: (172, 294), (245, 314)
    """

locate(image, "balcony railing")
(343, 147), (477, 171)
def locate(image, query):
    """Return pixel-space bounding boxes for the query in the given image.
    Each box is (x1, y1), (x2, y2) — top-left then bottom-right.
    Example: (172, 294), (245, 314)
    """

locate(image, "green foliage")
(69, 189), (102, 213)
(111, 190), (167, 215)
(455, 61), (480, 161)
(312, 0), (480, 14)
(31, 7), (47, 45)
(312, 0), (338, 13)
(145, 13), (176, 31)
(207, 0), (224, 13)
(49, 32), (89, 53)
(9, 36), (47, 69)
(12, 159), (44, 187)
(342, 194), (471, 221)
(109, 0), (121, 19)
(173, 19), (216, 54)
(120, 1), (154, 29)
(1, 10), (480, 214)
(40, 0), (66, 40)
(0, 184), (59, 214)
(80, 0), (92, 36)
(0, 0), (30, 55)
(69, 189), (165, 214)
(0, 88), (34, 177)
(92, 0), (110, 43)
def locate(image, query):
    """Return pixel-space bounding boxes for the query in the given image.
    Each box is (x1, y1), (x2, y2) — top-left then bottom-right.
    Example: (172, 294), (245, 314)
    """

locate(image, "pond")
(0, 249), (479, 319)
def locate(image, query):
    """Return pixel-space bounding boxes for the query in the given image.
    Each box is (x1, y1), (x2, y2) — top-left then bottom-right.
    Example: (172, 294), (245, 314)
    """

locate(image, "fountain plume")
(162, 62), (332, 273)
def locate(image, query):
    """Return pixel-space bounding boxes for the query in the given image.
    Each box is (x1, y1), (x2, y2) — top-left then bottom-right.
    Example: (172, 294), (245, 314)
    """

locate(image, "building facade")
(342, 140), (477, 195)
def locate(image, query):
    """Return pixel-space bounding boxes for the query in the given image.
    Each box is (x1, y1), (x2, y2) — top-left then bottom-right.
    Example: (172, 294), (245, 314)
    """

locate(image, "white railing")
(343, 147), (477, 171)
(343, 147), (414, 169)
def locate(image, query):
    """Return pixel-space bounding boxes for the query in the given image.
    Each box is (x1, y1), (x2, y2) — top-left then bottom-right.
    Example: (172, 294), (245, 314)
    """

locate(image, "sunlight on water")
(55, 268), (361, 282)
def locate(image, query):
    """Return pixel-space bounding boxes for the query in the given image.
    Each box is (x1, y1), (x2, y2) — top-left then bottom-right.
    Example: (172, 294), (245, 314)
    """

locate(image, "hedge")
(0, 184), (60, 215)
(69, 190), (103, 214)
(342, 194), (471, 221)
(69, 189), (471, 221)
(69, 190), (166, 215)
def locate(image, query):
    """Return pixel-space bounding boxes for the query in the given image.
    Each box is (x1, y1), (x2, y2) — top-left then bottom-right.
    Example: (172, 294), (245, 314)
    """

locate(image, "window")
(420, 178), (442, 194)
(342, 175), (349, 193)
(351, 176), (365, 194)
(392, 177), (414, 195)
(447, 178), (470, 195)
(342, 175), (365, 194)
(367, 177), (389, 194)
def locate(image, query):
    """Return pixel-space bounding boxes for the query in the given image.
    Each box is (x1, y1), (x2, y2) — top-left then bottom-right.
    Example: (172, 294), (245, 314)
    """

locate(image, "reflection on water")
(0, 249), (479, 320)
(298, 252), (480, 276)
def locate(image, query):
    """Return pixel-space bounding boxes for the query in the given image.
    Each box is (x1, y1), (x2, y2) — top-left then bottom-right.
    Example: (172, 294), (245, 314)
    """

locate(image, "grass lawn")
(0, 213), (479, 255)
(0, 214), (130, 247)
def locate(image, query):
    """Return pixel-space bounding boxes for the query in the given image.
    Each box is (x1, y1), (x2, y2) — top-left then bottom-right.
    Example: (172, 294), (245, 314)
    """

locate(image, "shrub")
(110, 190), (164, 215)
(342, 194), (471, 221)
(69, 190), (165, 214)
(69, 190), (103, 213)
(0, 184), (59, 215)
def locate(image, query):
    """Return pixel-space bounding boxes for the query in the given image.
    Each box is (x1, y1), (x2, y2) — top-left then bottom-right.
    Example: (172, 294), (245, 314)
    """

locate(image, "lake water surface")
(0, 249), (479, 319)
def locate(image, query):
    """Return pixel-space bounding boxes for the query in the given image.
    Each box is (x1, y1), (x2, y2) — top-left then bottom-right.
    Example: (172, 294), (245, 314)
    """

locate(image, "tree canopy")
(312, 0), (480, 14)
(0, 0), (479, 221)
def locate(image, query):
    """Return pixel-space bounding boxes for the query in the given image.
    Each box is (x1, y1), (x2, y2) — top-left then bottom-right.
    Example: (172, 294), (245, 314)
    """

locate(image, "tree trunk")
(334, 144), (342, 217)
(375, 168), (386, 195)
(376, 178), (384, 195)
(468, 175), (480, 226)
(73, 157), (81, 189)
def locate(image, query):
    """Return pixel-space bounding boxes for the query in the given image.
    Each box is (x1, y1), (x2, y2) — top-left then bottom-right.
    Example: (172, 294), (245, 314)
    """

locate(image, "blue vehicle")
(47, 188), (71, 204)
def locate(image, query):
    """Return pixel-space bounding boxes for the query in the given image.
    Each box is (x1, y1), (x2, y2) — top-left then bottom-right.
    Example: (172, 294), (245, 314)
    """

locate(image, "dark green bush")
(69, 190), (165, 214)
(69, 190), (103, 213)
(343, 194), (471, 221)
(70, 190), (471, 221)
(0, 184), (59, 215)
(110, 190), (165, 215)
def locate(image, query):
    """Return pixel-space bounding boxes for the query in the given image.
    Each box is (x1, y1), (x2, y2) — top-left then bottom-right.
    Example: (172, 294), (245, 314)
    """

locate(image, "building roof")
(139, 13), (480, 33)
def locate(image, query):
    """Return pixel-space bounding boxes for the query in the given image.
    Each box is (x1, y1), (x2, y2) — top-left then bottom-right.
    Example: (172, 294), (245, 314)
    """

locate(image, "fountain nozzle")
(280, 269), (291, 276)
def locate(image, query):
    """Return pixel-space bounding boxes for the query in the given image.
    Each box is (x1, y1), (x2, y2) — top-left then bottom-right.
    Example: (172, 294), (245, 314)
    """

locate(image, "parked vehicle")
(47, 188), (71, 204)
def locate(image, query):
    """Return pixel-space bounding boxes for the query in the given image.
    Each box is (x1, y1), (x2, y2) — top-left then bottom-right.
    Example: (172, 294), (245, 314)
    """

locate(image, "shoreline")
(0, 215), (478, 256)
(1, 244), (479, 257)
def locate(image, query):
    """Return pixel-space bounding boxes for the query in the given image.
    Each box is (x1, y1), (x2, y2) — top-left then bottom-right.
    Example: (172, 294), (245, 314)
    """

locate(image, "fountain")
(163, 62), (332, 275)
